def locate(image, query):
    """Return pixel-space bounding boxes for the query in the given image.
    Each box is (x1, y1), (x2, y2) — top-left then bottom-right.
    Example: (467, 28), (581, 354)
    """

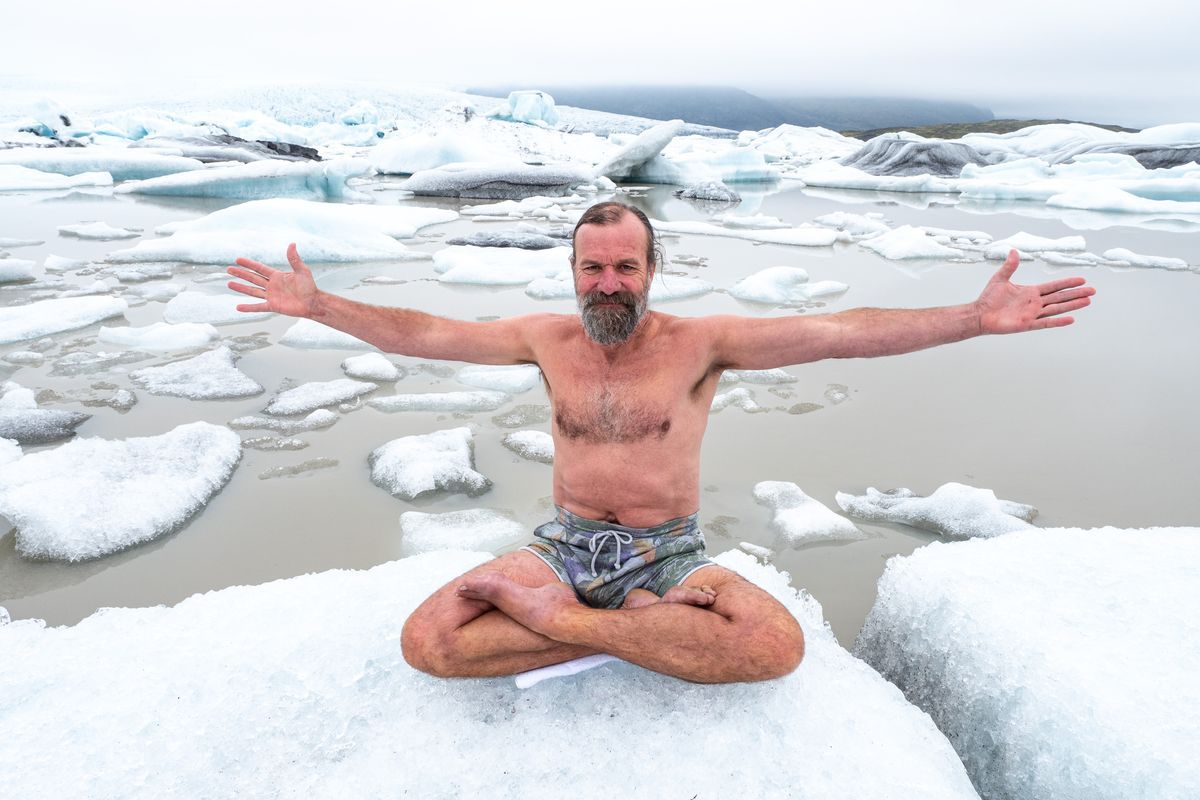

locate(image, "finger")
(1038, 276), (1089, 295)
(227, 281), (266, 298)
(235, 302), (271, 313)
(1039, 297), (1091, 317)
(226, 266), (269, 288)
(1042, 286), (1094, 304)
(287, 243), (312, 275)
(234, 257), (278, 277)
(992, 249), (1020, 282)
(1031, 315), (1073, 330)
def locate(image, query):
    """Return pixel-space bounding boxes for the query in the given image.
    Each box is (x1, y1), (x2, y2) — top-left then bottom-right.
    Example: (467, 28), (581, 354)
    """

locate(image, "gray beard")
(578, 291), (647, 346)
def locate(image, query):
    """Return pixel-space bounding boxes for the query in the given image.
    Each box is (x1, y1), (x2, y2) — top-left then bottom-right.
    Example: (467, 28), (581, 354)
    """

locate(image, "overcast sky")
(3, 0), (1196, 126)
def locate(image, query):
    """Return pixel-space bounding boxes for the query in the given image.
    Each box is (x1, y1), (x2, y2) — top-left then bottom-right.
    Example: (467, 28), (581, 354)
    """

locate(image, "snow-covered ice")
(674, 181), (742, 203)
(368, 390), (510, 413)
(835, 482), (1037, 539)
(163, 291), (271, 325)
(0, 258), (36, 283)
(0, 295), (128, 343)
(341, 353), (402, 381)
(859, 226), (964, 260)
(729, 266), (848, 305)
(117, 158), (373, 202)
(371, 130), (511, 175)
(0, 147), (203, 181)
(0, 164), (112, 191)
(228, 409), (337, 434)
(1101, 247), (1190, 270)
(0, 549), (980, 799)
(0, 436), (20, 465)
(369, 427), (491, 500)
(265, 379), (377, 416)
(280, 319), (373, 350)
(433, 244), (566, 285)
(0, 421), (241, 561)
(855, 527), (1200, 800)
(98, 321), (220, 352)
(404, 162), (594, 199)
(456, 363), (542, 394)
(754, 481), (863, 546)
(130, 346), (264, 400)
(711, 387), (762, 412)
(501, 429), (554, 463)
(721, 368), (798, 385)
(398, 508), (527, 555)
(58, 221), (140, 240)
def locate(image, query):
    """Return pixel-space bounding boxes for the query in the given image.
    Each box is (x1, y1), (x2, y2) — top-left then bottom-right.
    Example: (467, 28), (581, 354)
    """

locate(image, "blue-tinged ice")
(371, 130), (510, 175)
(0, 258), (36, 283)
(0, 295), (127, 343)
(0, 421), (241, 561)
(0, 147), (203, 181)
(0, 164), (112, 191)
(489, 90), (559, 127)
(116, 158), (372, 202)
(403, 162), (595, 199)
(595, 119), (684, 180)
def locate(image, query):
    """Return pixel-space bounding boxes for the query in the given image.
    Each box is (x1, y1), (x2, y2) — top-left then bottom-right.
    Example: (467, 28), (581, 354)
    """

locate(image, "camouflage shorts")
(522, 506), (714, 610)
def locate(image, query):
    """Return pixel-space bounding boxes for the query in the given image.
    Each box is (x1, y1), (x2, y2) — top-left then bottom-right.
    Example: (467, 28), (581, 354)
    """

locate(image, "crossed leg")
(402, 552), (804, 684)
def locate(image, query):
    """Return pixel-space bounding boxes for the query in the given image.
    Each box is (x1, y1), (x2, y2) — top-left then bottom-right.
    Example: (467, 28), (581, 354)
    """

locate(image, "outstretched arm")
(226, 244), (545, 364)
(711, 250), (1095, 370)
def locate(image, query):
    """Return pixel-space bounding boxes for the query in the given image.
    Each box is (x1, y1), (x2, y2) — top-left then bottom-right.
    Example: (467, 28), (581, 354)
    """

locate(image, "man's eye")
(619, 265), (638, 272)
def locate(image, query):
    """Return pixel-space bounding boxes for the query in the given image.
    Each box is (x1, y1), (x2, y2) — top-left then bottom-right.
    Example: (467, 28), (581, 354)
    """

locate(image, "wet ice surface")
(501, 429), (554, 463)
(369, 427), (492, 500)
(398, 508), (527, 555)
(0, 550), (980, 800)
(855, 527), (1200, 800)
(264, 379), (378, 416)
(836, 482), (1037, 539)
(754, 481), (864, 546)
(129, 346), (263, 400)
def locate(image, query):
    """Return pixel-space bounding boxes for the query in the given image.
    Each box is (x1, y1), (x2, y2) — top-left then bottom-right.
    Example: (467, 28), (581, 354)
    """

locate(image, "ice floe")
(855, 526), (1200, 800)
(164, 291), (271, 325)
(0, 421), (241, 561)
(369, 426), (491, 500)
(456, 363), (542, 394)
(983, 232), (1086, 259)
(720, 368), (798, 385)
(117, 158), (373, 202)
(501, 429), (554, 463)
(736, 124), (862, 166)
(398, 508), (527, 555)
(0, 164), (112, 191)
(368, 390), (510, 413)
(444, 229), (567, 250)
(265, 379), (377, 416)
(710, 387), (762, 412)
(404, 162), (594, 199)
(130, 346), (263, 400)
(460, 194), (585, 220)
(98, 321), (219, 351)
(835, 482), (1037, 539)
(729, 266), (848, 305)
(228, 409), (337, 434)
(0, 295), (128, 343)
(652, 219), (840, 247)
(1101, 247), (1190, 270)
(812, 211), (892, 239)
(280, 319), (373, 350)
(0, 549), (979, 798)
(58, 221), (140, 240)
(372, 130), (510, 174)
(841, 134), (989, 177)
(754, 481), (862, 546)
(341, 353), (403, 381)
(433, 244), (566, 285)
(0, 147), (204, 181)
(859, 226), (964, 259)
(0, 258), (36, 283)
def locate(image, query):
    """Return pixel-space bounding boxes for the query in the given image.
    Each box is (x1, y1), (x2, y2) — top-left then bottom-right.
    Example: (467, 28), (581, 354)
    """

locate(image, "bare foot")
(456, 573), (583, 637)
(621, 588), (662, 609)
(661, 584), (717, 607)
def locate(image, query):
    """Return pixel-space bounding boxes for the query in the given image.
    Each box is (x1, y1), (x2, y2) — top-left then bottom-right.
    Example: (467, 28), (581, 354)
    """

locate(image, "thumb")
(993, 249), (1020, 283)
(287, 243), (311, 275)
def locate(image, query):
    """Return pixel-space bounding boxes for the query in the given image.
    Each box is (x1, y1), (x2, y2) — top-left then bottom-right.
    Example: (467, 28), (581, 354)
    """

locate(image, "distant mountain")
(844, 119), (1141, 140)
(469, 85), (993, 133)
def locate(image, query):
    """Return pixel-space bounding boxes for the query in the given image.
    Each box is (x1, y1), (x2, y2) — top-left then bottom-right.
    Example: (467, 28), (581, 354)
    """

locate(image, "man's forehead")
(574, 214), (650, 259)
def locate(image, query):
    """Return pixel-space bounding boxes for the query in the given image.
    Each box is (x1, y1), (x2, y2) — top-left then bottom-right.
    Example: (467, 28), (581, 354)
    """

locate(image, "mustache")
(581, 291), (638, 309)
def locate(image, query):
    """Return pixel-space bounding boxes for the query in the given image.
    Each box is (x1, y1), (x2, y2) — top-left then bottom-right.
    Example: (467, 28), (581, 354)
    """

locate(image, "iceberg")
(0, 549), (980, 799)
(737, 124), (861, 166)
(754, 481), (863, 546)
(835, 482), (1037, 539)
(164, 292), (271, 325)
(840, 134), (989, 177)
(456, 363), (542, 394)
(116, 158), (373, 202)
(0, 295), (127, 343)
(729, 266), (847, 305)
(501, 429), (554, 463)
(98, 322), (220, 352)
(368, 391), (510, 413)
(398, 508), (527, 555)
(855, 527), (1200, 800)
(0, 421), (241, 561)
(280, 319), (374, 350)
(0, 147), (203, 181)
(403, 162), (595, 199)
(130, 346), (264, 400)
(265, 379), (378, 416)
(371, 130), (511, 175)
(0, 164), (112, 191)
(490, 90), (560, 127)
(369, 427), (491, 500)
(0, 258), (36, 283)
(595, 119), (684, 180)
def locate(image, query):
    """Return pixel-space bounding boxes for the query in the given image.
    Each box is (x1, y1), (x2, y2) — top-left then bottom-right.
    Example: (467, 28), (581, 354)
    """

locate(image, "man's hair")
(569, 201), (663, 269)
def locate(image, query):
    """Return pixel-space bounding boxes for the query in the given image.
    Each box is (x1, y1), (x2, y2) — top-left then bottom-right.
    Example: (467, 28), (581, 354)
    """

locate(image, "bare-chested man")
(227, 201), (1094, 684)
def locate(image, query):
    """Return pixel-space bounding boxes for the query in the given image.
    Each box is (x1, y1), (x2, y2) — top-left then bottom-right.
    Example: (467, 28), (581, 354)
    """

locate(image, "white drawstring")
(588, 530), (633, 576)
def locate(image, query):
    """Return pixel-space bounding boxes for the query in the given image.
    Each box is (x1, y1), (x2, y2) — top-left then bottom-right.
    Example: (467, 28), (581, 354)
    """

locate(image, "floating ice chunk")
(1046, 185), (1200, 215)
(1100, 247), (1189, 270)
(0, 165), (112, 191)
(433, 245), (566, 285)
(339, 100), (379, 125)
(984, 232), (1086, 259)
(501, 430), (554, 463)
(369, 390), (509, 413)
(108, 198), (448, 265)
(524, 276), (575, 300)
(649, 275), (715, 302)
(116, 159), (373, 202)
(855, 526), (1200, 800)
(50, 349), (147, 377)
(729, 266), (847, 305)
(0, 295), (127, 343)
(711, 388), (761, 412)
(812, 211), (892, 238)
(840, 134), (988, 177)
(341, 353), (402, 382)
(130, 346), (263, 400)
(279, 319), (373, 350)
(859, 226), (964, 259)
(2, 350), (44, 367)
(371, 130), (510, 175)
(673, 181), (740, 202)
(754, 481), (862, 546)
(0, 381), (36, 410)
(0, 547), (980, 798)
(404, 162), (594, 199)
(228, 409), (337, 434)
(0, 421), (240, 560)
(456, 364), (542, 394)
(0, 236), (44, 248)
(58, 221), (139, 241)
(398, 508), (527, 555)
(164, 292), (271, 325)
(791, 160), (958, 193)
(444, 230), (566, 250)
(369, 426), (491, 500)
(265, 379), (377, 416)
(0, 407), (90, 445)
(0, 148), (203, 180)
(98, 322), (220, 352)
(0, 258), (36, 283)
(712, 213), (790, 230)
(460, 194), (584, 219)
(258, 458), (337, 480)
(43, 254), (87, 272)
(652, 219), (839, 247)
(721, 368), (798, 385)
(738, 541), (774, 562)
(835, 482), (1036, 539)
(738, 124), (863, 165)
(491, 90), (559, 127)
(0, 437), (20, 465)
(920, 226), (992, 244)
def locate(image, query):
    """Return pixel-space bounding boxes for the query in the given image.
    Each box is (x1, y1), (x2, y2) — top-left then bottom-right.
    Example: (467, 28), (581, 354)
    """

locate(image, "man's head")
(570, 202), (662, 346)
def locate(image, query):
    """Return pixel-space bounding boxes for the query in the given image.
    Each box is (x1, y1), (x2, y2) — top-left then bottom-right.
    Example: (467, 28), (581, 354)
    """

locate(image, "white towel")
(513, 654), (622, 689)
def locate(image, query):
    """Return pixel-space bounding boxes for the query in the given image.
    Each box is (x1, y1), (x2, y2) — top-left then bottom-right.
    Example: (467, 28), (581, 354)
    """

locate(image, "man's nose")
(598, 267), (622, 293)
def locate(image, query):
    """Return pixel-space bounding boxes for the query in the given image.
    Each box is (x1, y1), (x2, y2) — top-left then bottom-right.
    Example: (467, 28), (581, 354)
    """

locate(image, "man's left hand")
(975, 250), (1096, 334)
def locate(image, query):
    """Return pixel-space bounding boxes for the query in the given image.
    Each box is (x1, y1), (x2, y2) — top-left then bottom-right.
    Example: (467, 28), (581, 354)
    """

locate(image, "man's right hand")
(226, 243), (320, 317)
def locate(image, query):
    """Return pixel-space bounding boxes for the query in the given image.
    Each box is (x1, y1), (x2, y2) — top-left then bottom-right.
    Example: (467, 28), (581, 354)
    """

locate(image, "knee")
(400, 613), (455, 678)
(747, 616), (805, 681)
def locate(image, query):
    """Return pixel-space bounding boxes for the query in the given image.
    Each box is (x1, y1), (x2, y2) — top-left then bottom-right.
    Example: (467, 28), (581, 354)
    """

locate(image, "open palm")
(226, 243), (319, 318)
(976, 250), (1095, 334)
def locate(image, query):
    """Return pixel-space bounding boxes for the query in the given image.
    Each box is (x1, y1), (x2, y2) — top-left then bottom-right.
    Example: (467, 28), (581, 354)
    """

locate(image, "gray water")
(2, 182), (1198, 646)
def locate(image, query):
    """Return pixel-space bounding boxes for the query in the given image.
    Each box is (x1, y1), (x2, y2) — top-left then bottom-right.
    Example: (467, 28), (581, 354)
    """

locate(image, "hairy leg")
(401, 550), (596, 678)
(457, 565), (803, 683)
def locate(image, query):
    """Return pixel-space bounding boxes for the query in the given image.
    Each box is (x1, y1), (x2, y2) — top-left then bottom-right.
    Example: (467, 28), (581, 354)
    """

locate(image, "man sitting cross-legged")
(227, 201), (1093, 684)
